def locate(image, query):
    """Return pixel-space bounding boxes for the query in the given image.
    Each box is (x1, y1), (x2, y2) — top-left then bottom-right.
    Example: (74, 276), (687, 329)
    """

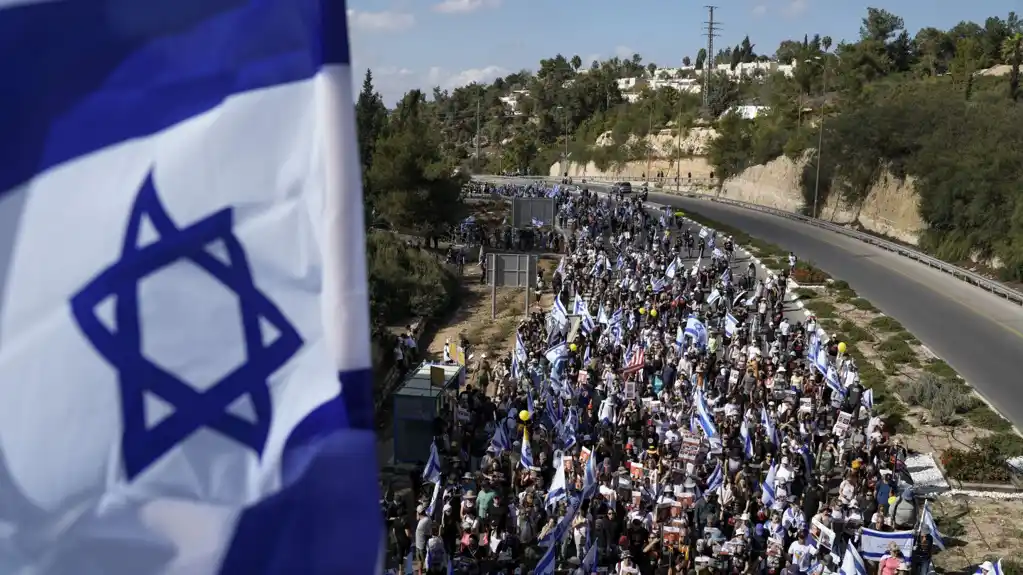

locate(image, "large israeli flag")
(0, 2), (380, 574)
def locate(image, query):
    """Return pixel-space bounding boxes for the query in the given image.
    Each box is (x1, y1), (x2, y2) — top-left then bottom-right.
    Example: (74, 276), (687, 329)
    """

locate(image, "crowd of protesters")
(382, 182), (997, 575)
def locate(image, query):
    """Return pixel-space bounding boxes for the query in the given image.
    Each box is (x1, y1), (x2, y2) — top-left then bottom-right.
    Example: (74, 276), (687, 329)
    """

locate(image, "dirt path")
(423, 258), (557, 395)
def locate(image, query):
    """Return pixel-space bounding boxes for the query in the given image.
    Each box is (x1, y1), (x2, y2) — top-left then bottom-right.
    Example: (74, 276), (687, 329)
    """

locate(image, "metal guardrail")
(479, 174), (1023, 307)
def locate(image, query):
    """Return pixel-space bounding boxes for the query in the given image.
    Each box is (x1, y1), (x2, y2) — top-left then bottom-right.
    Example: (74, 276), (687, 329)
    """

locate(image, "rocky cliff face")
(549, 154), (926, 246)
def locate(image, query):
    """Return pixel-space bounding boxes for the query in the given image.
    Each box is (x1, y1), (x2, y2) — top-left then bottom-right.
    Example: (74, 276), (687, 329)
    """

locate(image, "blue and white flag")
(582, 448), (598, 500)
(761, 463), (777, 506)
(665, 258), (678, 279)
(695, 389), (718, 438)
(535, 542), (557, 575)
(581, 542), (598, 574)
(545, 343), (569, 364)
(921, 502), (946, 551)
(839, 543), (867, 575)
(424, 442), (443, 484)
(546, 458), (567, 509)
(685, 317), (709, 349)
(0, 2), (380, 573)
(725, 313), (738, 337)
(491, 421), (511, 454)
(552, 293), (570, 327)
(532, 217), (545, 228)
(538, 502), (578, 548)
(859, 529), (915, 561)
(520, 431), (534, 469)
(706, 461), (723, 493)
(650, 276), (667, 293)
(740, 418), (754, 459)
(862, 388), (875, 412)
(707, 288), (721, 307)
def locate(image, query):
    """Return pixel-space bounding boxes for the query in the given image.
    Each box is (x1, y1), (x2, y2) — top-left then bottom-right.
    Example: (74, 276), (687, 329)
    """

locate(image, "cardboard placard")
(681, 434), (701, 462)
(799, 397), (813, 414)
(832, 411), (853, 436)
(563, 456), (574, 472)
(579, 447), (591, 466)
(630, 463), (645, 481)
(624, 381), (637, 400)
(677, 493), (695, 509)
(663, 525), (681, 546)
(810, 519), (836, 550)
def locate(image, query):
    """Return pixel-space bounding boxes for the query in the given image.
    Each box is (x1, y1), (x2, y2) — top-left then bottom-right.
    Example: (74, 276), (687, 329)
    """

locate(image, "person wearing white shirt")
(787, 531), (812, 573)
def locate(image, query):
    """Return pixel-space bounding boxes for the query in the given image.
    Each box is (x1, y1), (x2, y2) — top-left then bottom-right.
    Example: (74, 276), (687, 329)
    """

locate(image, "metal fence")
(481, 175), (1023, 307)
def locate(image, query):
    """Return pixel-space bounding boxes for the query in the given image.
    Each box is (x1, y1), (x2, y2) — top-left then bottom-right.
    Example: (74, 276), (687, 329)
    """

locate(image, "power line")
(703, 5), (721, 108)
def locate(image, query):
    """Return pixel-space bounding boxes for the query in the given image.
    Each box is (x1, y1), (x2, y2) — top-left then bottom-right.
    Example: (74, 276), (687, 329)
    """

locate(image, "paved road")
(484, 177), (1023, 431)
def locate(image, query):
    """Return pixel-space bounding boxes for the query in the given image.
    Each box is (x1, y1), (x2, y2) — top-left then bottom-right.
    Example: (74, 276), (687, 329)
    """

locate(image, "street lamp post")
(810, 53), (840, 218)
(557, 105), (569, 178)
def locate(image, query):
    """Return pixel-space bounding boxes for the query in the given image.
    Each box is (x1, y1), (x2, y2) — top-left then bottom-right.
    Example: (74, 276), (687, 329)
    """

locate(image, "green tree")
(571, 54), (582, 71)
(1003, 32), (1022, 100)
(368, 90), (465, 238)
(740, 36), (757, 63)
(355, 69), (387, 192)
(683, 56), (692, 67)
(730, 45), (742, 71)
(695, 48), (707, 70)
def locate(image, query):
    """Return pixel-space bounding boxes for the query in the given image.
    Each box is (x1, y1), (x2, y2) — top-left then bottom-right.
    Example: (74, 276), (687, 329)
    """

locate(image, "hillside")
(412, 7), (1021, 279)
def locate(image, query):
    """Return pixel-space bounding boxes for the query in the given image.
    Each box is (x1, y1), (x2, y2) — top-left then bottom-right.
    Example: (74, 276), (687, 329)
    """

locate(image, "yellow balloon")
(838, 342), (847, 354)
(639, 307), (646, 315)
(569, 343), (578, 352)
(650, 309), (658, 317)
(519, 410), (531, 422)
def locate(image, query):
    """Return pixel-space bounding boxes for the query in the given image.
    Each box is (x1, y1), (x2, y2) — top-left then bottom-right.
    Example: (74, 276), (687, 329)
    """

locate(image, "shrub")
(804, 300), (837, 318)
(923, 359), (958, 378)
(838, 320), (874, 344)
(792, 261), (830, 284)
(878, 336), (916, 366)
(977, 433), (1023, 458)
(367, 231), (459, 324)
(870, 316), (903, 332)
(941, 446), (1012, 483)
(794, 287), (818, 300)
(849, 298), (878, 312)
(831, 280), (851, 290)
(934, 513), (967, 538)
(898, 373), (977, 426)
(965, 405), (1014, 433)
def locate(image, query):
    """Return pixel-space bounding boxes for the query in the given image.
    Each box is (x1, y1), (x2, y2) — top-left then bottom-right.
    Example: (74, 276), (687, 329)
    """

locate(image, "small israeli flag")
(921, 502), (946, 550)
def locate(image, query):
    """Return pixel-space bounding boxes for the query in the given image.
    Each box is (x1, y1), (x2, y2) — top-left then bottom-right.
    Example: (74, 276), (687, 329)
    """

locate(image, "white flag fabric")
(0, 1), (380, 573)
(839, 543), (867, 575)
(859, 529), (915, 561)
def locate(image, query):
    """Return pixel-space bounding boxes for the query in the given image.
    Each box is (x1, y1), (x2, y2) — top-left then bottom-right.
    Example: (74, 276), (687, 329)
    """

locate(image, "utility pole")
(645, 110), (653, 182)
(474, 99), (481, 174)
(676, 104), (683, 192)
(702, 5), (720, 109)
(813, 53), (840, 218)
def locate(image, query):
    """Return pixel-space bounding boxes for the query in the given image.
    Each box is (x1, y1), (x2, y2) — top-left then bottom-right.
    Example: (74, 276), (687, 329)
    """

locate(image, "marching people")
(389, 181), (969, 575)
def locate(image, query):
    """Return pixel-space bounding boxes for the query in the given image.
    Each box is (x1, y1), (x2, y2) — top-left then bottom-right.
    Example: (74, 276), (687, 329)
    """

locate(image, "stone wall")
(549, 155), (926, 246)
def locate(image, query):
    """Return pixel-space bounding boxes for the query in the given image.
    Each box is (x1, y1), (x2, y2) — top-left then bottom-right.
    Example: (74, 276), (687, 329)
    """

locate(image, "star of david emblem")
(70, 170), (303, 480)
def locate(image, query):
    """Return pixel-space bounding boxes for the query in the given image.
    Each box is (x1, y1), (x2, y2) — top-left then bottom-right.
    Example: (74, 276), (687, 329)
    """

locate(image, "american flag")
(622, 344), (645, 373)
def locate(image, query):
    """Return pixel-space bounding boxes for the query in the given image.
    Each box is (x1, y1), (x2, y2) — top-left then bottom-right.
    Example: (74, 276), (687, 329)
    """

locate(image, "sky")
(347, 0), (1020, 104)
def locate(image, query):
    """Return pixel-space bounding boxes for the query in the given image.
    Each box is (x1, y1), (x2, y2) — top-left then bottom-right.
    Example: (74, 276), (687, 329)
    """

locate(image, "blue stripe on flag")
(0, 0), (351, 195)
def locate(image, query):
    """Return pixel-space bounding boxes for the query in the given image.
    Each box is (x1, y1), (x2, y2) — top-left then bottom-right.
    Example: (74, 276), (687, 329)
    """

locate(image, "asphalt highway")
(487, 177), (1023, 431)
